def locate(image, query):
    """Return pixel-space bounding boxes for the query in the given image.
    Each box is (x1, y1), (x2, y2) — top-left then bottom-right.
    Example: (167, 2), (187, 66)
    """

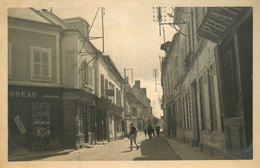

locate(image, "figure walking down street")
(144, 129), (147, 137)
(147, 124), (153, 139)
(129, 123), (139, 151)
(152, 126), (155, 137)
(156, 125), (160, 136)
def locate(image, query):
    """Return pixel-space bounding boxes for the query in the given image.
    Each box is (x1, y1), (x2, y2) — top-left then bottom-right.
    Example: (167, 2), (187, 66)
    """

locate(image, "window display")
(31, 103), (50, 136)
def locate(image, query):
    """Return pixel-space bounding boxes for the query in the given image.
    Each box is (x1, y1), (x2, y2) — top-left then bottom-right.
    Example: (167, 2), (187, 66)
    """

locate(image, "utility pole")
(163, 26), (165, 43)
(101, 7), (105, 53)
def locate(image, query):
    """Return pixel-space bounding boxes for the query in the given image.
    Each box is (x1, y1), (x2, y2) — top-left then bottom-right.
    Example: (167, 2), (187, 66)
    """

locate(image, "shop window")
(8, 43), (12, 79)
(30, 46), (52, 82)
(31, 103), (50, 137)
(83, 59), (94, 89)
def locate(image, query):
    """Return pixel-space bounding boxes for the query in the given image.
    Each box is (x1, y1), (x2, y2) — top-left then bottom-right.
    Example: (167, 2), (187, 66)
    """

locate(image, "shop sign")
(9, 90), (37, 98)
(198, 7), (247, 43)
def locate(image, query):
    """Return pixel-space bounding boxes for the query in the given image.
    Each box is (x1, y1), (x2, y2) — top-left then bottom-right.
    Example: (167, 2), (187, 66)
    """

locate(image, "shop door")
(218, 34), (247, 155)
(172, 104), (176, 138)
(82, 113), (88, 143)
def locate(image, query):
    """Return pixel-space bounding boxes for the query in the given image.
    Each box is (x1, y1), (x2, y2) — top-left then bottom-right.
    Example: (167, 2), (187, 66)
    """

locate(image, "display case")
(31, 103), (50, 137)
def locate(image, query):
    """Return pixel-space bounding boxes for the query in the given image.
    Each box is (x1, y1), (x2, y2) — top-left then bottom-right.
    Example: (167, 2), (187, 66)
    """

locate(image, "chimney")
(125, 76), (129, 84)
(141, 88), (147, 96)
(135, 80), (140, 88)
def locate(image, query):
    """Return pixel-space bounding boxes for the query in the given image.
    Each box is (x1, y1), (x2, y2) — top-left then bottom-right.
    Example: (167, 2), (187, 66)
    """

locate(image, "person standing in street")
(156, 125), (160, 136)
(129, 123), (139, 151)
(144, 129), (147, 137)
(147, 124), (153, 139)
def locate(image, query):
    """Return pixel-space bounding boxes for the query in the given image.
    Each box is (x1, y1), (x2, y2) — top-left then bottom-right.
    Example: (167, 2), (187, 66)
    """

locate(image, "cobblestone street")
(38, 133), (181, 161)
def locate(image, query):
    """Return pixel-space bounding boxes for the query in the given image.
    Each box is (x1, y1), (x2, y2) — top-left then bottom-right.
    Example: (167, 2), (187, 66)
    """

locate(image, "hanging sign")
(197, 7), (250, 43)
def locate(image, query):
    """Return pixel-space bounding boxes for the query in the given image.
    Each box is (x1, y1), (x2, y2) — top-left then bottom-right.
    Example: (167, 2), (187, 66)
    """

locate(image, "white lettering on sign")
(9, 90), (37, 98)
(205, 18), (227, 32)
(202, 26), (220, 38)
(212, 11), (234, 25)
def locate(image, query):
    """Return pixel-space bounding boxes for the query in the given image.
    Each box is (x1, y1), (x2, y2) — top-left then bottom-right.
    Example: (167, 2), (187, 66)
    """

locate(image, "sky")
(51, 6), (176, 118)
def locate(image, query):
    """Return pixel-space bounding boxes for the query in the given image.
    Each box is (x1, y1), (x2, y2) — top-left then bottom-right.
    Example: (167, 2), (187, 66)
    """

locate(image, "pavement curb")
(9, 149), (74, 161)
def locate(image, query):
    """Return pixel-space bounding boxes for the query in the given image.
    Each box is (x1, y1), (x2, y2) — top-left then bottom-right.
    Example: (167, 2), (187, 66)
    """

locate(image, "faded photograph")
(7, 7), (252, 161)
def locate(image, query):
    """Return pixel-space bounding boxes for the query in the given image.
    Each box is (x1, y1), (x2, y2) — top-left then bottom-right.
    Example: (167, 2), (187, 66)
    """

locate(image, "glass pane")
(42, 52), (48, 63)
(34, 51), (40, 63)
(34, 64), (40, 75)
(42, 64), (49, 76)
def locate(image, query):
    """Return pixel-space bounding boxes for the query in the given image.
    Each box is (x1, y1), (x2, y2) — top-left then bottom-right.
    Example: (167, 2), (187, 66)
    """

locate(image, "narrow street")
(38, 133), (181, 161)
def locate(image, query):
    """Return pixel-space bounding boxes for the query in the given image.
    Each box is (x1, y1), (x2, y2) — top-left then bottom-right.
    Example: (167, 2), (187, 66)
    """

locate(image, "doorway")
(191, 81), (200, 146)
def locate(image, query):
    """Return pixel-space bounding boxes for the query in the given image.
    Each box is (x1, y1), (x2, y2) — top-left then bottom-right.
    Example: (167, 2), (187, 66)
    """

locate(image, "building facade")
(125, 80), (153, 132)
(8, 8), (63, 153)
(8, 8), (127, 152)
(161, 7), (252, 158)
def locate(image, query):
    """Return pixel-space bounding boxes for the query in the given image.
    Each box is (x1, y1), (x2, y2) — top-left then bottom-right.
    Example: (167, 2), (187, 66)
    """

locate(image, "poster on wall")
(14, 115), (27, 135)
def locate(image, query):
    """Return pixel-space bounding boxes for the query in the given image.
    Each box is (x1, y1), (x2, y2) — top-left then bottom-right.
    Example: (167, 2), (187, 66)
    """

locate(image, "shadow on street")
(133, 135), (182, 160)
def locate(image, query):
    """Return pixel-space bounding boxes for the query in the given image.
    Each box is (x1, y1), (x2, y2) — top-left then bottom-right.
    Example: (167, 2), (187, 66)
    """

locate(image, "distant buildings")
(161, 7), (252, 158)
(8, 8), (153, 154)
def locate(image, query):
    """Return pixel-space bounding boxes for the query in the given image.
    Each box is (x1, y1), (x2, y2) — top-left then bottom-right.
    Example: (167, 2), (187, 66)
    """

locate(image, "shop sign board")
(198, 7), (250, 43)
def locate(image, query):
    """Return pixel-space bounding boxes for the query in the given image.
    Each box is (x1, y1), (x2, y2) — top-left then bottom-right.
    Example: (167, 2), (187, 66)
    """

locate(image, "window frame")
(30, 46), (52, 82)
(83, 59), (94, 89)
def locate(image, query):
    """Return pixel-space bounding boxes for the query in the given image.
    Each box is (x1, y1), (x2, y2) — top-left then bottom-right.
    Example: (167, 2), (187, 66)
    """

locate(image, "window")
(105, 79), (108, 96)
(8, 43), (12, 79)
(109, 81), (115, 103)
(116, 88), (121, 106)
(208, 65), (218, 131)
(30, 46), (52, 81)
(199, 76), (206, 130)
(185, 93), (190, 129)
(100, 74), (105, 96)
(83, 59), (94, 88)
(31, 103), (50, 136)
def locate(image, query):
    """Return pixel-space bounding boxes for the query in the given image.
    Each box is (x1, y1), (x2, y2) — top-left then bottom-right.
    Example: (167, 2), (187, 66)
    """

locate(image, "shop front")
(198, 7), (253, 157)
(62, 89), (97, 149)
(8, 85), (63, 154)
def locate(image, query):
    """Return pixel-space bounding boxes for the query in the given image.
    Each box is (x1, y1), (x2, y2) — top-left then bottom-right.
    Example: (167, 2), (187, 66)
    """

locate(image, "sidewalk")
(9, 149), (74, 161)
(162, 136), (229, 160)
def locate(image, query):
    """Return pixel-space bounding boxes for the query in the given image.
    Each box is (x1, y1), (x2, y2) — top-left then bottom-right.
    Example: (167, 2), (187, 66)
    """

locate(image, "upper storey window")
(30, 46), (52, 82)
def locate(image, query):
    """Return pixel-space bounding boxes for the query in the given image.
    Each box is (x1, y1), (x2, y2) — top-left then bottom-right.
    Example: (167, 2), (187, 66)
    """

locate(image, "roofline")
(102, 55), (124, 82)
(29, 8), (56, 25)
(64, 17), (90, 27)
(8, 16), (63, 33)
(40, 11), (76, 30)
